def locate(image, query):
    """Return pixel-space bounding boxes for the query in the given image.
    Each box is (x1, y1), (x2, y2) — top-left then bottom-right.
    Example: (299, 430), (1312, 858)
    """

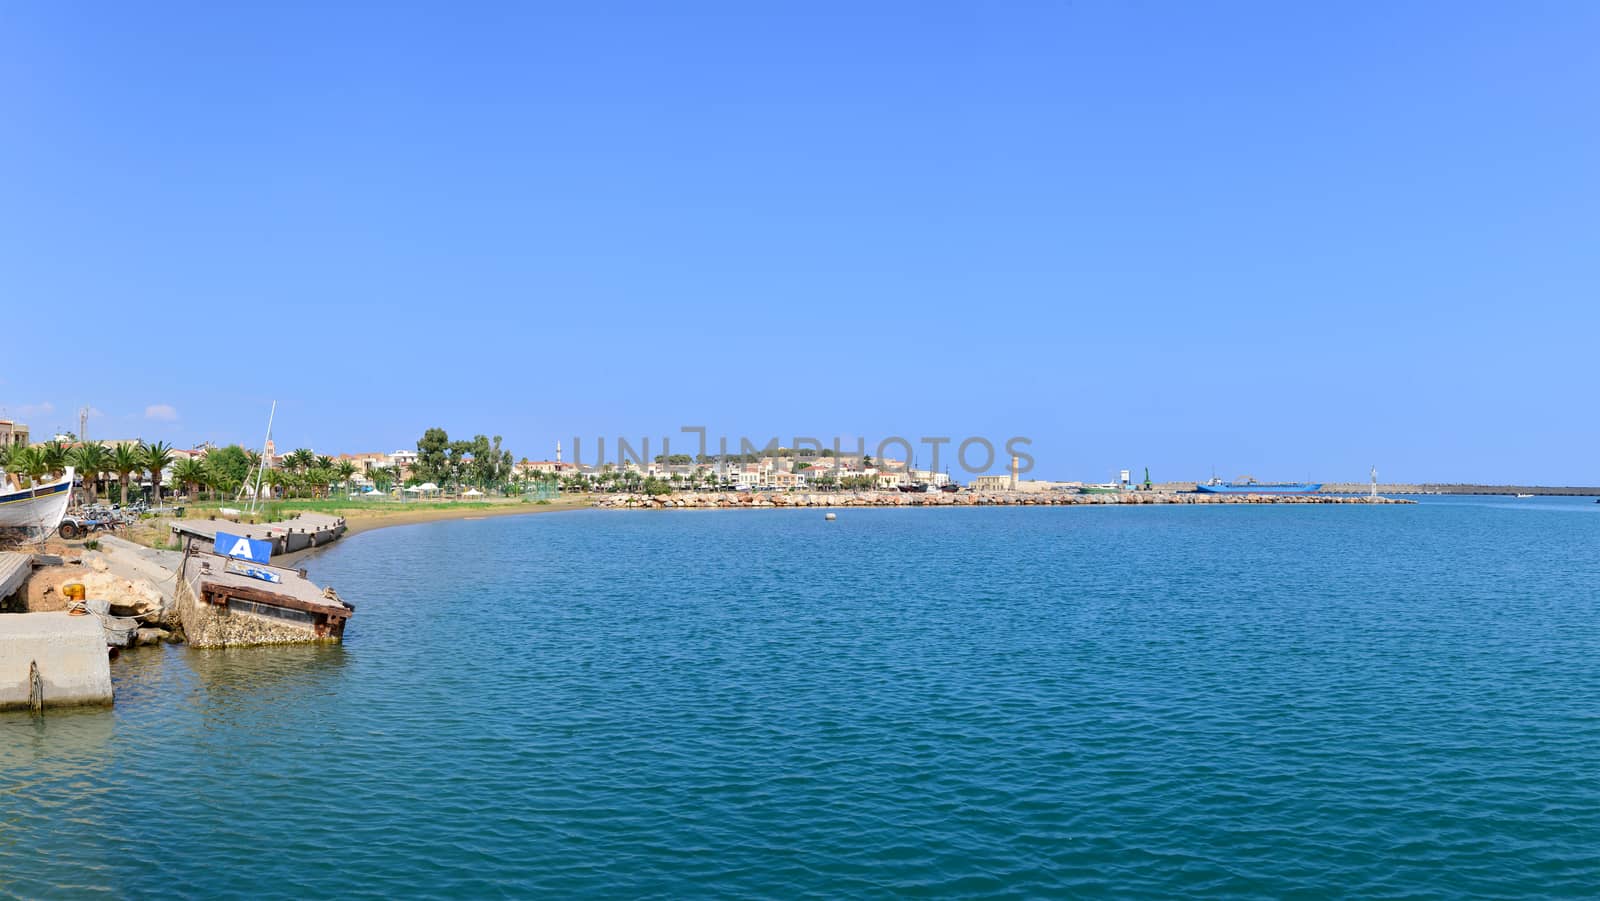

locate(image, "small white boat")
(0, 467), (75, 535)
(1515, 493), (1535, 498)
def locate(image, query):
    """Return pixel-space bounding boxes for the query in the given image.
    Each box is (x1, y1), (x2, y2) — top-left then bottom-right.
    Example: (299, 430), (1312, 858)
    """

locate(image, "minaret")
(556, 441), (562, 465)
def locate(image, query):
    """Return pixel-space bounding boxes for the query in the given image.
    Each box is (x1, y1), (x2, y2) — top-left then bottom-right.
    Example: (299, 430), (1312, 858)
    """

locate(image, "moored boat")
(0, 467), (75, 535)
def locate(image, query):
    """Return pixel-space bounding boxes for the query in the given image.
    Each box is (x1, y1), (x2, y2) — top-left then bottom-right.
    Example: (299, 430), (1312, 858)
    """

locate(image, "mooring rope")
(28, 660), (43, 715)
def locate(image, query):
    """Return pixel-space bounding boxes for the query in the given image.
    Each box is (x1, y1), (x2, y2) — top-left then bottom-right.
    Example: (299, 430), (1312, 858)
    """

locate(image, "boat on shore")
(1195, 476), (1322, 495)
(0, 467), (75, 535)
(1078, 483), (1121, 495)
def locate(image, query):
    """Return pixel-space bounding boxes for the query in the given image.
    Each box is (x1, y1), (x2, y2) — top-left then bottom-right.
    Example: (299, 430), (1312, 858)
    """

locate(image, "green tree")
(110, 443), (142, 504)
(336, 460), (357, 494)
(40, 440), (69, 477)
(264, 468), (285, 499)
(368, 466), (395, 493)
(313, 470), (327, 498)
(279, 449), (315, 496)
(10, 446), (47, 487)
(173, 457), (209, 500)
(416, 428), (451, 486)
(69, 442), (110, 503)
(206, 445), (252, 489)
(141, 441), (176, 506)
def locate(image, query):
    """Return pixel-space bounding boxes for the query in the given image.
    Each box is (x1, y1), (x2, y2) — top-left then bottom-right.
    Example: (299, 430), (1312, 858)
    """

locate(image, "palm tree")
(110, 443), (142, 504)
(314, 456), (337, 498)
(141, 441), (175, 506)
(264, 468), (286, 500)
(0, 443), (12, 472)
(10, 446), (47, 487)
(336, 460), (357, 495)
(40, 440), (69, 477)
(172, 457), (208, 500)
(368, 465), (394, 494)
(282, 449), (315, 496)
(310, 466), (335, 499)
(69, 442), (110, 503)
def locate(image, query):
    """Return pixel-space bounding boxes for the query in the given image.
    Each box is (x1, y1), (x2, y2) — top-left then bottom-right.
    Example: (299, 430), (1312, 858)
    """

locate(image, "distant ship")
(1195, 476), (1322, 495)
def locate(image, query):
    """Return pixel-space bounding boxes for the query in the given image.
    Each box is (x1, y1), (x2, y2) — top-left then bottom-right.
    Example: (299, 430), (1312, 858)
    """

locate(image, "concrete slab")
(0, 552), (28, 600)
(170, 512), (347, 555)
(0, 612), (113, 710)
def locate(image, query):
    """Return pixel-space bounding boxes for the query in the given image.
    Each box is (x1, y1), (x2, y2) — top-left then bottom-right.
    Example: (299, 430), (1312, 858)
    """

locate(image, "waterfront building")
(0, 420), (30, 447)
(517, 459), (567, 475)
(338, 452), (391, 473)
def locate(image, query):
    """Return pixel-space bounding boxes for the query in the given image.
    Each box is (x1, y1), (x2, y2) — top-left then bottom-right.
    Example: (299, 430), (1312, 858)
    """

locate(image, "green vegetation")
(110, 443), (142, 503)
(141, 440), (175, 504)
(413, 428), (516, 492)
(68, 442), (110, 503)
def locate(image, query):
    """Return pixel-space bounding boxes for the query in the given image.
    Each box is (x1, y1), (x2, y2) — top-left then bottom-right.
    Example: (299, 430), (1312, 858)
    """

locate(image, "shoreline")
(273, 496), (593, 565)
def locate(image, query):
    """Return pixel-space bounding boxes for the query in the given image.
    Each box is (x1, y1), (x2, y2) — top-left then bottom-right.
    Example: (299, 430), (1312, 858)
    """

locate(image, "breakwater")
(593, 490), (1412, 509)
(1319, 483), (1600, 496)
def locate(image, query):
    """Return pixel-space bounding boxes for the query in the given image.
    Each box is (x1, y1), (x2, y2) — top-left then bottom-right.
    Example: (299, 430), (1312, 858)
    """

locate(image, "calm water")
(4, 498), (1600, 898)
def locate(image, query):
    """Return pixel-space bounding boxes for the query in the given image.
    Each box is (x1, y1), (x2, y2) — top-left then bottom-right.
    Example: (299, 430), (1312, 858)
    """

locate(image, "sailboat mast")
(249, 401), (277, 514)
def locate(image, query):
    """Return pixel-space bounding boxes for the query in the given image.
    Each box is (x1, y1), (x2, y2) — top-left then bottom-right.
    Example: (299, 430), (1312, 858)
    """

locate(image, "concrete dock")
(170, 512), (348, 556)
(0, 551), (30, 602)
(0, 612), (114, 711)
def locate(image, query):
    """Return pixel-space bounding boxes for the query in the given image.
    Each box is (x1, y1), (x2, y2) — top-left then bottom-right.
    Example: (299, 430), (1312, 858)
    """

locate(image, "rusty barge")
(177, 544), (354, 648)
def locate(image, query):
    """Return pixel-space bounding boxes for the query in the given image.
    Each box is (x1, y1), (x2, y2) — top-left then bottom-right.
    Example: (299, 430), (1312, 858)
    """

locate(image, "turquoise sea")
(4, 497), (1600, 898)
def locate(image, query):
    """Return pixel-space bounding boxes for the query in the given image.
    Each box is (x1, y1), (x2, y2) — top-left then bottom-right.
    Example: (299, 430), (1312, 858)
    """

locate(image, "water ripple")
(4, 502), (1600, 897)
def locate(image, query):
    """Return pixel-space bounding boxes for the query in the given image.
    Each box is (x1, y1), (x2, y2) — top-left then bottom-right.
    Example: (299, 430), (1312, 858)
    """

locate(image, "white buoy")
(824, 512), (837, 521)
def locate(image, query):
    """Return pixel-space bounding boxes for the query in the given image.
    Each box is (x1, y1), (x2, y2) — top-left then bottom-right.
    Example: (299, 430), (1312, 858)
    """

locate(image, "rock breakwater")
(593, 491), (1413, 509)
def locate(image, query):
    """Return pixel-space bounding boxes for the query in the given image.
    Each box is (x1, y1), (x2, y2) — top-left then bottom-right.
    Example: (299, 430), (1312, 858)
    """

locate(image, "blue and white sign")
(215, 531), (272, 563)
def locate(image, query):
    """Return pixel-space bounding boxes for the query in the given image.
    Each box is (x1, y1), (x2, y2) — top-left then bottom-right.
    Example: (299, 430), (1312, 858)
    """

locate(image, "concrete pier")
(0, 613), (114, 711)
(0, 552), (30, 602)
(170, 512), (347, 556)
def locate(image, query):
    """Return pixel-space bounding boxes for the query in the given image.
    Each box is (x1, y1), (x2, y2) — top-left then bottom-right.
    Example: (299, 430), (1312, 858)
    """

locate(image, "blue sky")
(2, 2), (1596, 483)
